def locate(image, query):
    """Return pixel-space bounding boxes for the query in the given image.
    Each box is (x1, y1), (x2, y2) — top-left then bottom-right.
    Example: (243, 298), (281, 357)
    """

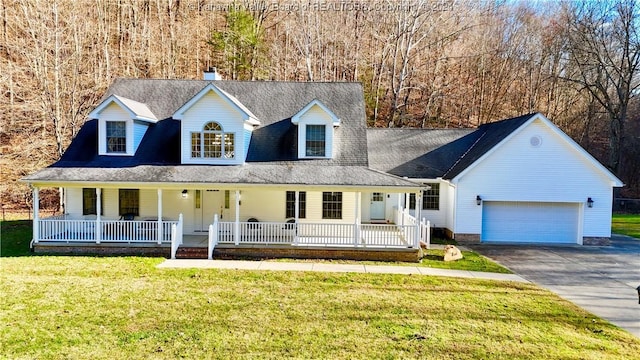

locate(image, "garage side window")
(422, 183), (440, 210)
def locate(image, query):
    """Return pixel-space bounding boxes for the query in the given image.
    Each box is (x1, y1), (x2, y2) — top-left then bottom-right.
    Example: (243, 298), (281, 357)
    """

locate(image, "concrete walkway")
(157, 258), (529, 283)
(470, 234), (640, 337)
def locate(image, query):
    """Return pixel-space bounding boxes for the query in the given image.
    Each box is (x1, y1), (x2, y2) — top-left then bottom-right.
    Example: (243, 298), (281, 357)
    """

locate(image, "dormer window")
(306, 125), (326, 157)
(90, 95), (157, 156)
(191, 121), (235, 159)
(106, 121), (127, 153)
(291, 99), (340, 159)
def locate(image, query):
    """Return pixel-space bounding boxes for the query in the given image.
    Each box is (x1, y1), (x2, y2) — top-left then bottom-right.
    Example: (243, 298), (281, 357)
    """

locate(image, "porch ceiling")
(23, 164), (421, 190)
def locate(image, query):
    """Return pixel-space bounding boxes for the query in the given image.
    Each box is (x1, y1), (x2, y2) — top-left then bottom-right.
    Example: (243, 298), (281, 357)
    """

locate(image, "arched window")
(191, 122), (235, 159)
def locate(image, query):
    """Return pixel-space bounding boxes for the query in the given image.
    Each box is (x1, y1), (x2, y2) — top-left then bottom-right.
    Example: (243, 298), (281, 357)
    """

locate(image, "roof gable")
(291, 99), (340, 126)
(172, 83), (260, 125)
(450, 113), (624, 186)
(88, 95), (157, 122)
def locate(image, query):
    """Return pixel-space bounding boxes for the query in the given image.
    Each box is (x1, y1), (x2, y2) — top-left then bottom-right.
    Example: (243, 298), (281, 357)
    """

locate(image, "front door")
(194, 189), (223, 232)
(370, 192), (385, 220)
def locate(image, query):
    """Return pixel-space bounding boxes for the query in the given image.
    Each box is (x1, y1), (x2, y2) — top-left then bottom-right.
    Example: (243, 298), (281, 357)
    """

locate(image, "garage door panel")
(482, 202), (579, 244)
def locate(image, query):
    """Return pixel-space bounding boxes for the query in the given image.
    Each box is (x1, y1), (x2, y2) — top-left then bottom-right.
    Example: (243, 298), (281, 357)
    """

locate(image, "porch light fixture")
(637, 285), (640, 304)
(182, 189), (188, 199)
(587, 197), (594, 208)
(476, 195), (482, 206)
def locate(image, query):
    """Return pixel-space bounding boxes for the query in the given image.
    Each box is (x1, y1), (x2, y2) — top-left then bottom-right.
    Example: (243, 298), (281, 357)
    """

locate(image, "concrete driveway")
(470, 234), (640, 337)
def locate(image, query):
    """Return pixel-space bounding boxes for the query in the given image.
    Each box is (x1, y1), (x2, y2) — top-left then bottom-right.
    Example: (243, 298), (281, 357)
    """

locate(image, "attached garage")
(481, 201), (580, 244)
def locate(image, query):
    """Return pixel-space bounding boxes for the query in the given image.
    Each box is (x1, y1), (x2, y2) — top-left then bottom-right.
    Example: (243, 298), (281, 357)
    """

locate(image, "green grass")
(2, 256), (640, 359)
(612, 214), (640, 239)
(2, 220), (640, 358)
(0, 220), (32, 257)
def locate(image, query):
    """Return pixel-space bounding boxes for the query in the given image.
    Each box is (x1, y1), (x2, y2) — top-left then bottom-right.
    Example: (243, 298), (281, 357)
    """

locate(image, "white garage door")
(482, 201), (579, 244)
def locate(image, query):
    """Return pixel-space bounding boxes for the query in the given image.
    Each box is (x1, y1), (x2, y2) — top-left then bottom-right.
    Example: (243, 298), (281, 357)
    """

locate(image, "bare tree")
(563, 0), (640, 173)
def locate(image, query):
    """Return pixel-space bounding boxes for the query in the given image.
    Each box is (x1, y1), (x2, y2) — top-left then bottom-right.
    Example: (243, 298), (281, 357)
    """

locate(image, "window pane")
(422, 183), (440, 210)
(203, 132), (222, 158)
(83, 188), (97, 215)
(224, 133), (235, 159)
(119, 189), (139, 216)
(106, 121), (126, 153)
(195, 190), (201, 209)
(286, 191), (306, 219)
(305, 125), (326, 157)
(224, 190), (230, 209)
(204, 122), (222, 131)
(191, 132), (201, 157)
(409, 193), (416, 210)
(322, 191), (342, 219)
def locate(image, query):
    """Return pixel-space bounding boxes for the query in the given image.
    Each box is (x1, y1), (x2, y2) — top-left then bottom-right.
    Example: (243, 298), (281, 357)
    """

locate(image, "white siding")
(443, 182), (456, 231)
(133, 121), (149, 151)
(65, 187), (84, 218)
(454, 118), (614, 238)
(180, 91), (250, 165)
(239, 189), (286, 222)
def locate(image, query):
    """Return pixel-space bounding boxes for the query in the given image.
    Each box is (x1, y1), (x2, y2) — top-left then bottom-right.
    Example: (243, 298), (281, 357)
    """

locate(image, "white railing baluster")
(170, 224), (177, 259)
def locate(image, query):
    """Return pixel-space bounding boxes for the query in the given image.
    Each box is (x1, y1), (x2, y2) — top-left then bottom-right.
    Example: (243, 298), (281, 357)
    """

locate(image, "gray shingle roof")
(367, 128), (477, 178)
(23, 77), (538, 187)
(367, 113), (537, 180)
(99, 79), (368, 166)
(24, 164), (419, 188)
(25, 78), (417, 188)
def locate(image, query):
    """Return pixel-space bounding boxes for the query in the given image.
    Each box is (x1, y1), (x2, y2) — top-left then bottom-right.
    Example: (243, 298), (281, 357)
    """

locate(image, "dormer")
(173, 84), (260, 165)
(89, 95), (157, 156)
(291, 99), (340, 159)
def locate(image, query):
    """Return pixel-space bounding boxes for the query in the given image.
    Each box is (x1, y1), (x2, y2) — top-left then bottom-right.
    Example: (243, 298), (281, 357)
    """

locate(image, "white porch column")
(157, 188), (163, 245)
(353, 192), (361, 246)
(294, 191), (300, 245)
(415, 191), (422, 246)
(32, 186), (39, 243)
(96, 188), (102, 244)
(294, 191), (300, 222)
(234, 190), (240, 245)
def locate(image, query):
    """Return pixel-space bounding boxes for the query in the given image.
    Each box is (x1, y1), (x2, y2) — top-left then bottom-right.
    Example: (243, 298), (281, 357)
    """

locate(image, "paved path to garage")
(469, 234), (640, 337)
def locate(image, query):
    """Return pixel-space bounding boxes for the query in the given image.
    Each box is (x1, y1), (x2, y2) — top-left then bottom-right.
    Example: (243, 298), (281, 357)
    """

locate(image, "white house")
(367, 113), (624, 245)
(23, 72), (623, 260)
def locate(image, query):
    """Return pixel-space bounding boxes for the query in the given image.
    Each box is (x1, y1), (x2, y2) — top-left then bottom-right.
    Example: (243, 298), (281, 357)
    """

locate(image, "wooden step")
(175, 247), (208, 259)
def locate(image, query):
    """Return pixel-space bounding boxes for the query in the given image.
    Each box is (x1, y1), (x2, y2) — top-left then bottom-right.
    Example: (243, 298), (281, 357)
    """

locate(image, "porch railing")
(37, 216), (177, 244)
(212, 219), (428, 249)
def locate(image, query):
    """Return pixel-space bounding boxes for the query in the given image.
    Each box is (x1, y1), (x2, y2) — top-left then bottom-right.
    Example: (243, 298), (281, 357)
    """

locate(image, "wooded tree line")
(1, 0), (639, 209)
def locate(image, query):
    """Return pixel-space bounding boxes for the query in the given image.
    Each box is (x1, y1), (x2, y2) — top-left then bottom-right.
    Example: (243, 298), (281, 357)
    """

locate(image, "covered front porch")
(30, 185), (430, 260)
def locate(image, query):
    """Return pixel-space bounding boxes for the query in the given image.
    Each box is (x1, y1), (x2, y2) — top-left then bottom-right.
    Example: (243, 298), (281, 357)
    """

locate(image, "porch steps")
(175, 247), (208, 259)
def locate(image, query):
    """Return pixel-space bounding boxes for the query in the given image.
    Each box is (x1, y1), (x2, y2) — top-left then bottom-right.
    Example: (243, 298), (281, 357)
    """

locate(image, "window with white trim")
(422, 183), (440, 210)
(305, 125), (326, 157)
(191, 122), (235, 159)
(286, 191), (306, 218)
(82, 188), (103, 215)
(106, 121), (127, 153)
(119, 189), (139, 216)
(322, 192), (342, 219)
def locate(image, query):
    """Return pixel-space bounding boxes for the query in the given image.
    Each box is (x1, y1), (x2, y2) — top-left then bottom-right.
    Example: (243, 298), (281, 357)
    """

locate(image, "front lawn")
(2, 220), (640, 358)
(2, 256), (640, 359)
(612, 213), (640, 239)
